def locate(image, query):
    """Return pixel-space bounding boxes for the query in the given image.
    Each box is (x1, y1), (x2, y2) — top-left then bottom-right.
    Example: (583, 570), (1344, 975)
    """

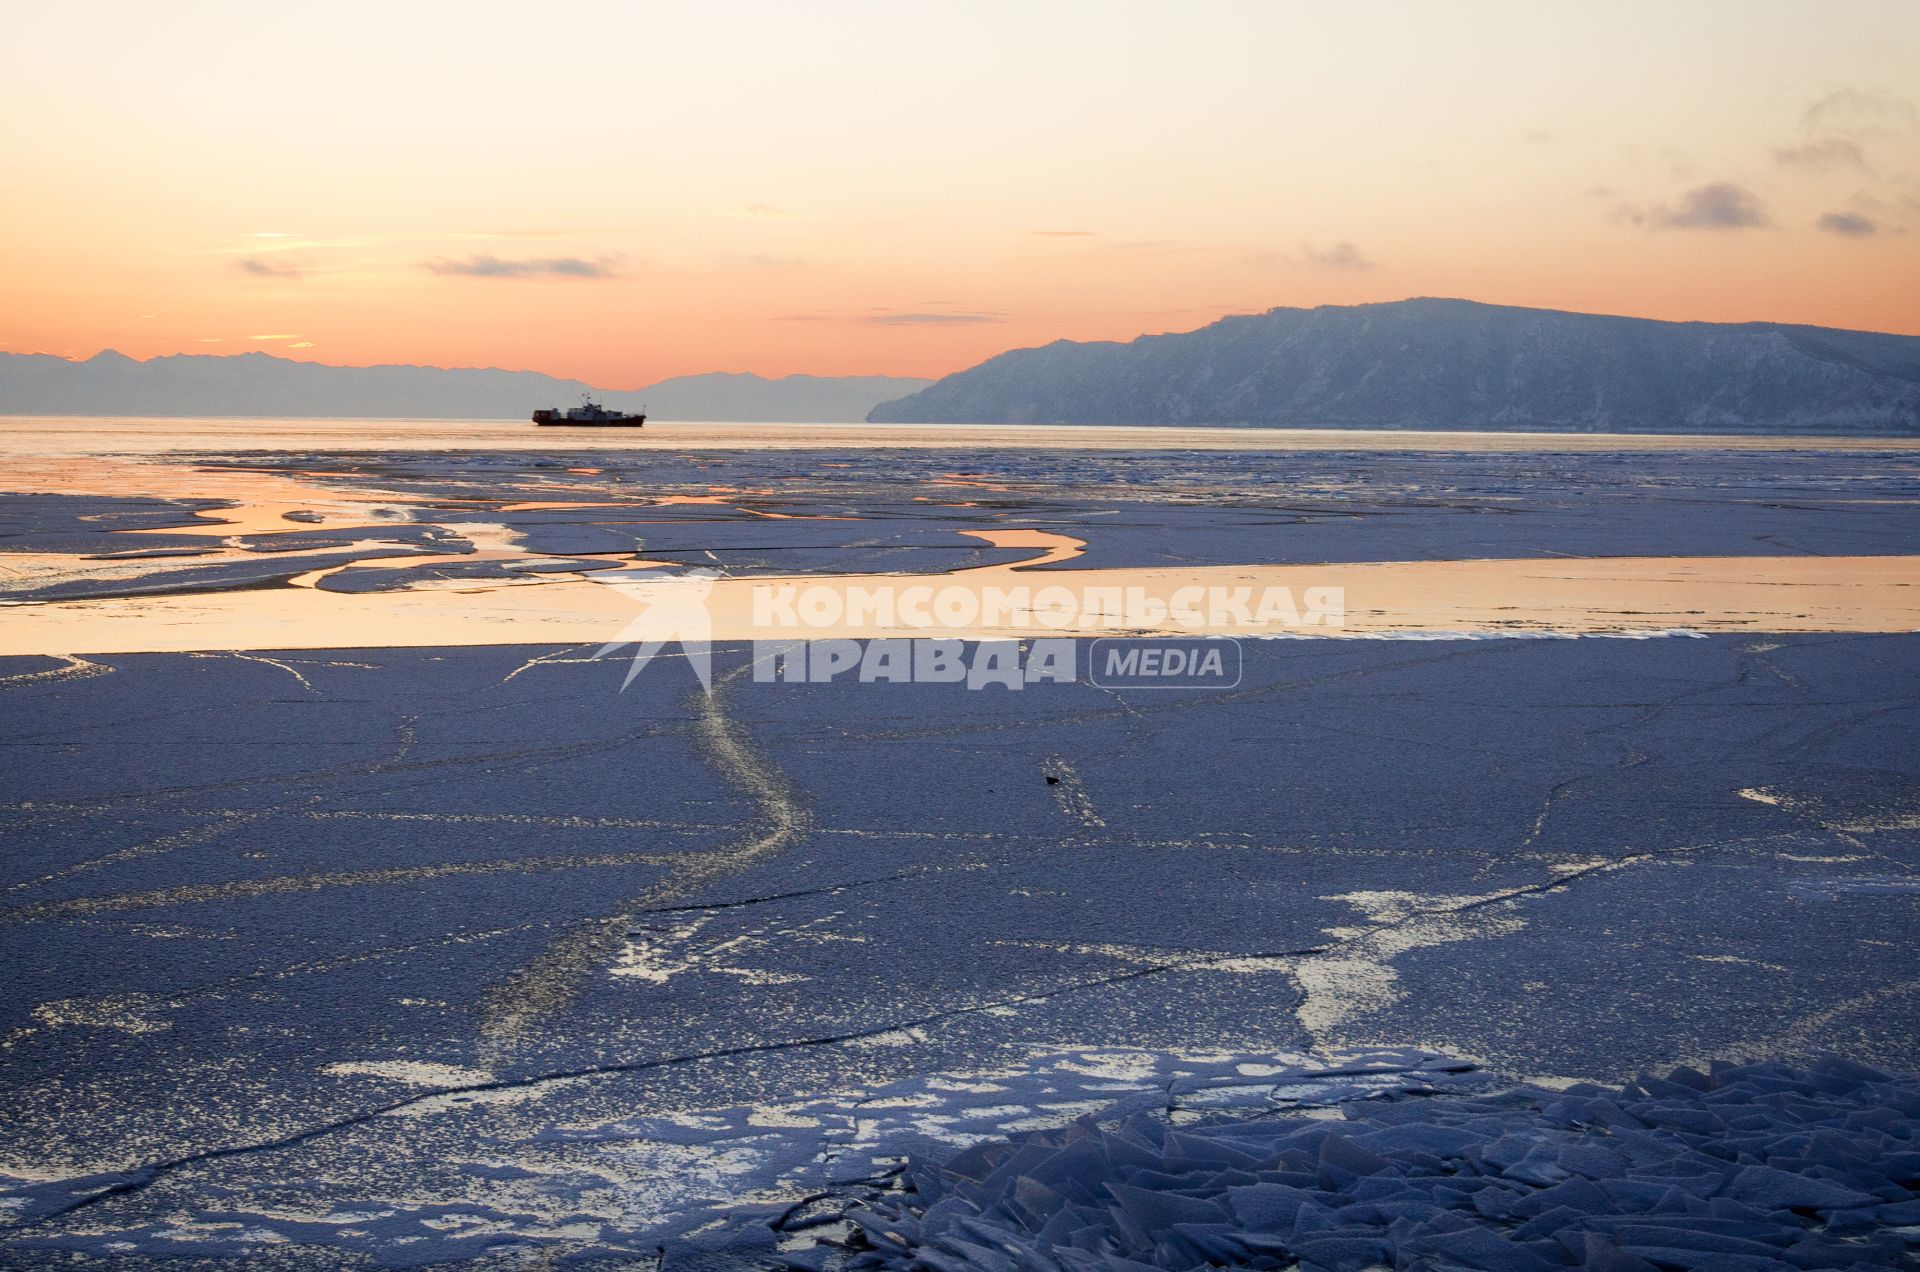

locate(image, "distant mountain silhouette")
(868, 298), (1920, 434)
(0, 350), (930, 422)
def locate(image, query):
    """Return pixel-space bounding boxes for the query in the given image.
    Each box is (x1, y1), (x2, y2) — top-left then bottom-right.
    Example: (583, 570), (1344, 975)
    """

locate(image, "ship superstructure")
(533, 397), (645, 427)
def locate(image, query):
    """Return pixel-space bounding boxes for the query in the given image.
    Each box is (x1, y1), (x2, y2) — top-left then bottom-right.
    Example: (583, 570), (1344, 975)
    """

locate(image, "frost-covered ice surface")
(817, 1059), (1920, 1272)
(1, 443), (1918, 1268)
(0, 1047), (1474, 1267)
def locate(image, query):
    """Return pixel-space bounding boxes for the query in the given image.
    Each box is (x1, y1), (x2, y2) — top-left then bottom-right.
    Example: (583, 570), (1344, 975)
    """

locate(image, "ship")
(533, 397), (646, 427)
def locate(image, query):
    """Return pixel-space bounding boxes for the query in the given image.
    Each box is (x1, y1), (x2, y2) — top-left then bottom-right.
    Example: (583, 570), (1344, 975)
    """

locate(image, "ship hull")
(533, 410), (645, 427)
(534, 419), (646, 427)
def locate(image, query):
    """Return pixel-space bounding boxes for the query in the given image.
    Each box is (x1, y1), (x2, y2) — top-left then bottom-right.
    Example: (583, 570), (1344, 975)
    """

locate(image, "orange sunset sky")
(2, 0), (1917, 389)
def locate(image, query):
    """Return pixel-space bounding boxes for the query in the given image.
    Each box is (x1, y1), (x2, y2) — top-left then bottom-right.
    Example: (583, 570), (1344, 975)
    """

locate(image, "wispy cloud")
(422, 254), (621, 279)
(250, 333), (302, 341)
(236, 257), (302, 279)
(1816, 211), (1879, 237)
(1773, 137), (1869, 171)
(1301, 241), (1375, 270)
(1803, 88), (1918, 136)
(1619, 182), (1771, 230)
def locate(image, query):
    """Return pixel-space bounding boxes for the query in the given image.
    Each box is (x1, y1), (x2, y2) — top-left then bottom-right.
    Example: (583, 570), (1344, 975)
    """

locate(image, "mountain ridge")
(0, 350), (931, 422)
(867, 298), (1920, 434)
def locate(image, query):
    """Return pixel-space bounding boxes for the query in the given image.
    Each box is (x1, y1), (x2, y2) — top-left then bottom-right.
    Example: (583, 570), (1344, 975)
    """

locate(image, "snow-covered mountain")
(868, 298), (1920, 434)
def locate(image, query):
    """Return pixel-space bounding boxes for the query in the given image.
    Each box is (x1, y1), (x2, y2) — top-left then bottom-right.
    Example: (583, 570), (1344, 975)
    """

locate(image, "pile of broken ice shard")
(797, 1059), (1920, 1271)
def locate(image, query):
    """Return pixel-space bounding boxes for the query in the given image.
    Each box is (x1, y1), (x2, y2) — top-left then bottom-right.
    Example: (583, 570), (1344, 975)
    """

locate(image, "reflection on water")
(959, 528), (1088, 569)
(285, 523), (640, 592)
(8, 551), (1920, 657)
(3, 433), (1918, 657)
(0, 457), (670, 599)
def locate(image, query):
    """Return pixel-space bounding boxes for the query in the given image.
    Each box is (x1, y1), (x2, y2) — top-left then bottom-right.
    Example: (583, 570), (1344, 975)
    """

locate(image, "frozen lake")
(1, 436), (1916, 1265)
